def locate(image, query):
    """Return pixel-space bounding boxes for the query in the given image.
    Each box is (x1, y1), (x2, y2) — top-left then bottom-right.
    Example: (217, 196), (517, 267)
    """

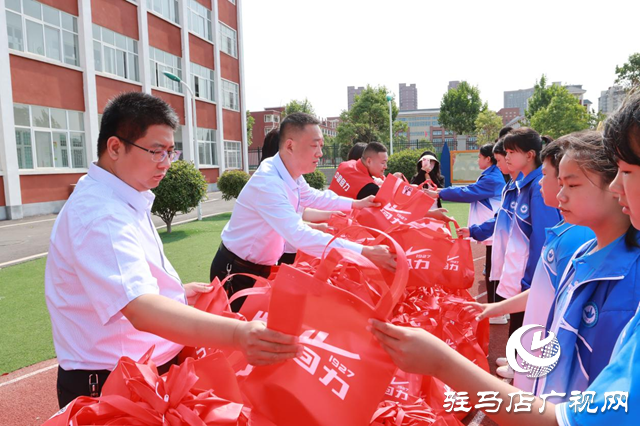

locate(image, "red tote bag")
(241, 230), (408, 426)
(356, 174), (436, 232)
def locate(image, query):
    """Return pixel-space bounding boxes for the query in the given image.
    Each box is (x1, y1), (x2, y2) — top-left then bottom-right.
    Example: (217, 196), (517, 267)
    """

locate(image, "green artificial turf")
(0, 213), (230, 374)
(441, 201), (470, 237)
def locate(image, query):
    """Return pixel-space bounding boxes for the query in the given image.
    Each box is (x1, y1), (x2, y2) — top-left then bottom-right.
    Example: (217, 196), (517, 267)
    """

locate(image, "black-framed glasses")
(115, 135), (181, 163)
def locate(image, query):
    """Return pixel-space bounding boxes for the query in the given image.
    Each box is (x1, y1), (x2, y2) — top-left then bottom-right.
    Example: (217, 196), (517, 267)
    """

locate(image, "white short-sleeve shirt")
(45, 164), (185, 370)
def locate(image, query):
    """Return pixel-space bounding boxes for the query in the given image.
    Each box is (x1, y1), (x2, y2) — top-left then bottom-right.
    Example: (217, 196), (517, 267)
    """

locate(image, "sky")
(241, 0), (639, 119)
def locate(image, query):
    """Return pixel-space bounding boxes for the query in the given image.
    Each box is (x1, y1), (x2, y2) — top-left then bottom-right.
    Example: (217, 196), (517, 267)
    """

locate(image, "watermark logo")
(506, 324), (561, 378)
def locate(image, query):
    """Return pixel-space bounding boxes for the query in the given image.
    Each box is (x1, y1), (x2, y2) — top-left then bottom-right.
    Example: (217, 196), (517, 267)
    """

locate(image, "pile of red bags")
(46, 178), (490, 425)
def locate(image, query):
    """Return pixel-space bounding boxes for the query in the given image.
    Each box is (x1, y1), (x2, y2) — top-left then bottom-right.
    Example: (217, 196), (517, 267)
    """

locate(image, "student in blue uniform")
(427, 143), (504, 310)
(458, 137), (521, 324)
(465, 134), (596, 390)
(369, 96), (640, 424)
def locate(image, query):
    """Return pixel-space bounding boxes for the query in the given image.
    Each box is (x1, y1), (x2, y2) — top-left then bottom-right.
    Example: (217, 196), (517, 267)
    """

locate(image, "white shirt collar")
(272, 153), (302, 191)
(87, 163), (155, 213)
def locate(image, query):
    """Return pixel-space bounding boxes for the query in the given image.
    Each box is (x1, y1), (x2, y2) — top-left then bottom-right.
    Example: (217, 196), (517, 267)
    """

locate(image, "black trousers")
(485, 245), (504, 304)
(56, 354), (178, 408)
(209, 243), (272, 312)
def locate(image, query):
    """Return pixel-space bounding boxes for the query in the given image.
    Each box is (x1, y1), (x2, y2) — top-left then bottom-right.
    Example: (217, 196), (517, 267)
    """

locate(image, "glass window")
(147, 0), (179, 24)
(13, 104), (30, 126)
(197, 127), (217, 165)
(50, 108), (66, 129)
(6, 11), (24, 50)
(35, 131), (53, 167)
(93, 40), (102, 71)
(174, 126), (184, 160)
(8, 0), (80, 66)
(225, 140), (241, 169)
(70, 133), (86, 168)
(15, 129), (33, 169)
(7, 0), (21, 12)
(219, 23), (237, 57)
(222, 79), (239, 111)
(149, 47), (182, 92)
(52, 132), (68, 167)
(191, 62), (215, 102)
(188, 0), (212, 41)
(32, 106), (49, 127)
(68, 111), (83, 131)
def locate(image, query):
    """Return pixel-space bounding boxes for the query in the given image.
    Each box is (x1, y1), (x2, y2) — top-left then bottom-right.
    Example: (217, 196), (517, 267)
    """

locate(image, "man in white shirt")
(210, 113), (396, 311)
(45, 92), (299, 408)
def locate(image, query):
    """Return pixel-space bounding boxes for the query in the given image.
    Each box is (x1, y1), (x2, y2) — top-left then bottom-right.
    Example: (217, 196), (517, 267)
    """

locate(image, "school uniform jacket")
(537, 231), (640, 400)
(468, 173), (522, 282)
(514, 221), (595, 393)
(497, 167), (562, 298)
(439, 164), (504, 244)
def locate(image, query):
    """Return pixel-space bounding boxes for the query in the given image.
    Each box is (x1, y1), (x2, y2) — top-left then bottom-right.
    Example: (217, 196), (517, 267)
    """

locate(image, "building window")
(174, 126), (184, 160)
(444, 138), (455, 143)
(197, 127), (217, 166)
(13, 103), (86, 170)
(222, 79), (239, 111)
(225, 140), (241, 169)
(432, 130), (442, 136)
(149, 46), (182, 93)
(228, 0), (236, 4)
(6, 0), (79, 66)
(187, 0), (212, 41)
(191, 62), (215, 102)
(219, 23), (237, 58)
(264, 114), (279, 123)
(93, 24), (139, 82)
(146, 0), (178, 24)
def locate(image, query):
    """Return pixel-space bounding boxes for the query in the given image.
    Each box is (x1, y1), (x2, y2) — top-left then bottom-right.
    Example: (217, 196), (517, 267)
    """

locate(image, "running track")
(0, 243), (507, 425)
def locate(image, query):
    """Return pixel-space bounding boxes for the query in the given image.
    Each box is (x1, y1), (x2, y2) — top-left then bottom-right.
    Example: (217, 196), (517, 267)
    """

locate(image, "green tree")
(529, 87), (590, 139)
(335, 85), (407, 153)
(283, 98), (315, 117)
(525, 75), (565, 122)
(615, 53), (640, 91)
(439, 81), (482, 135)
(217, 169), (250, 201)
(474, 107), (504, 145)
(246, 110), (255, 146)
(151, 160), (208, 233)
(387, 149), (423, 180)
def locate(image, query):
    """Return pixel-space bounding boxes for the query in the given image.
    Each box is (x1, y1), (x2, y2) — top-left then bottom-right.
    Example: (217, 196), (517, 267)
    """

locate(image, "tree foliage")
(386, 149), (424, 181)
(529, 87), (590, 139)
(303, 170), (327, 190)
(246, 110), (255, 146)
(283, 98), (315, 117)
(217, 169), (250, 201)
(474, 107), (504, 145)
(525, 75), (566, 122)
(615, 53), (640, 91)
(151, 160), (208, 233)
(335, 85), (407, 155)
(439, 81), (482, 135)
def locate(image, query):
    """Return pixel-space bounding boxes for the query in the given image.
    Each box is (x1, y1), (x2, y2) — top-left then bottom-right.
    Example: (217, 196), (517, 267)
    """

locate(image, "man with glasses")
(45, 92), (300, 408)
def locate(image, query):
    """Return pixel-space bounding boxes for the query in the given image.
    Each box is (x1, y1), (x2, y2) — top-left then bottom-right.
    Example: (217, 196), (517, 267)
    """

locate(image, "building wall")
(0, 0), (245, 219)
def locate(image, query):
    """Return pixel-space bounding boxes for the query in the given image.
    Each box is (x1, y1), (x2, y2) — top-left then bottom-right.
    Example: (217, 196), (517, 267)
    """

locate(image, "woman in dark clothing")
(410, 150), (445, 208)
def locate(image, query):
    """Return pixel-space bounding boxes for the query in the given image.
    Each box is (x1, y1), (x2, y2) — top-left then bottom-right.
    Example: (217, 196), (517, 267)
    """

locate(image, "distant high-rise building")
(599, 86), (627, 115)
(399, 83), (418, 111)
(504, 88), (535, 116)
(347, 86), (365, 110)
(448, 81), (460, 91)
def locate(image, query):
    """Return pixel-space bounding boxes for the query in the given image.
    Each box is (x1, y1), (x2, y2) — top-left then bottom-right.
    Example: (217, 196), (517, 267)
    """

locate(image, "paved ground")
(0, 192), (236, 267)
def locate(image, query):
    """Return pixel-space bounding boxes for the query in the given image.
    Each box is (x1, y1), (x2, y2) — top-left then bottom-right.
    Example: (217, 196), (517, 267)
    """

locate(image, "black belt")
(220, 243), (272, 274)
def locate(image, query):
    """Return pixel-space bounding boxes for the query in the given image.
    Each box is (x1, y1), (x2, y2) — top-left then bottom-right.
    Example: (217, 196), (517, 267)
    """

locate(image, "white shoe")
(489, 315), (508, 325)
(495, 357), (508, 367)
(496, 365), (514, 379)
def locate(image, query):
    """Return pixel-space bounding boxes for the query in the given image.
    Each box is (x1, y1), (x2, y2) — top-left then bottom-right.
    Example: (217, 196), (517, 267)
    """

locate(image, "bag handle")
(221, 273), (272, 307)
(317, 225), (408, 317)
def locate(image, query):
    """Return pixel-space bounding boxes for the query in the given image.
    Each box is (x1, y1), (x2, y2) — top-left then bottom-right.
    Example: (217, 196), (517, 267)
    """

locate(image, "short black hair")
(362, 142), (387, 159)
(278, 112), (320, 147)
(98, 92), (178, 157)
(260, 128), (280, 163)
(347, 142), (367, 161)
(493, 139), (506, 156)
(479, 143), (497, 165)
(498, 126), (513, 138)
(604, 91), (640, 166)
(540, 139), (566, 176)
(503, 127), (543, 167)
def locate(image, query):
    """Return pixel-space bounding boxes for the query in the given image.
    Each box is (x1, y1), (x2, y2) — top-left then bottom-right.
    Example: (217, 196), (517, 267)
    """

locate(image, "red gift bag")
(241, 229), (409, 426)
(356, 174), (436, 232)
(387, 219), (475, 290)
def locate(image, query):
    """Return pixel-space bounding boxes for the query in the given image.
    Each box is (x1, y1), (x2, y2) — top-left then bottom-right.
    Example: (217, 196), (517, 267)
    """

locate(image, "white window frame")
(191, 62), (215, 103)
(197, 127), (217, 166)
(5, 0), (80, 66)
(228, 0), (236, 4)
(13, 103), (87, 170)
(149, 46), (183, 93)
(221, 79), (239, 111)
(93, 24), (139, 82)
(218, 22), (237, 58)
(187, 0), (212, 41)
(224, 140), (242, 169)
(146, 0), (179, 24)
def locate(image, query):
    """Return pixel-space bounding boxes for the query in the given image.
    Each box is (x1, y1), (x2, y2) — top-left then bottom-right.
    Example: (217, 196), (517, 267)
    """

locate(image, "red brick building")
(497, 107), (520, 125)
(0, 0), (246, 220)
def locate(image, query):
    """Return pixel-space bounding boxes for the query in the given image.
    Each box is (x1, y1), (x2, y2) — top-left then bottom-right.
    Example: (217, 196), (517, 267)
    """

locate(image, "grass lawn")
(0, 205), (471, 375)
(0, 213), (230, 374)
